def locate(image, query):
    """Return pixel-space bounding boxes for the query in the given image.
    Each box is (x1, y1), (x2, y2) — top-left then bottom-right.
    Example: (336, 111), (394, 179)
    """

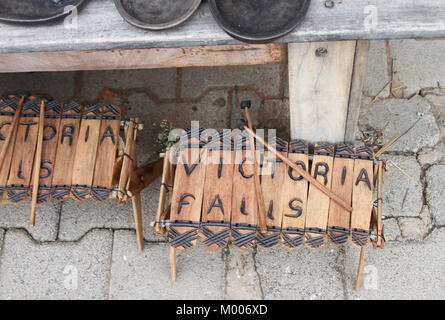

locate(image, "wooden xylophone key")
(350, 147), (375, 247)
(91, 105), (121, 202)
(257, 137), (288, 249)
(281, 139), (309, 249)
(0, 97), (19, 198)
(7, 98), (42, 203)
(33, 100), (62, 204)
(71, 105), (102, 201)
(168, 126), (207, 250)
(304, 143), (335, 249)
(230, 132), (258, 249)
(201, 130), (234, 251)
(52, 102), (82, 201)
(327, 144), (356, 246)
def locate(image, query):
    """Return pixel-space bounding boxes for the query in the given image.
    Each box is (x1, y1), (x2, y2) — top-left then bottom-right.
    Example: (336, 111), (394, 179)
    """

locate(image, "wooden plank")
(168, 127), (206, 251)
(304, 143), (334, 249)
(257, 138), (288, 249)
(350, 147), (374, 247)
(7, 99), (41, 203)
(281, 140), (309, 249)
(230, 133), (257, 249)
(91, 104), (121, 202)
(289, 41), (356, 143)
(327, 145), (355, 246)
(0, 0), (444, 56)
(345, 40), (370, 143)
(51, 102), (82, 201)
(35, 100), (62, 204)
(71, 105), (102, 201)
(0, 44), (284, 73)
(201, 130), (234, 251)
(0, 97), (18, 198)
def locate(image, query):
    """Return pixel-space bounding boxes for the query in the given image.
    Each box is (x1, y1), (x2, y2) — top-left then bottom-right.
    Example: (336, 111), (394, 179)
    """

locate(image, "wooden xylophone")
(0, 95), (156, 250)
(154, 127), (386, 288)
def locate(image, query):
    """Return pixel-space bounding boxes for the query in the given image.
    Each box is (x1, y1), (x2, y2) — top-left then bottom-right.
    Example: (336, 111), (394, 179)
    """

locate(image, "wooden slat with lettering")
(304, 143), (334, 249)
(91, 105), (121, 202)
(327, 145), (355, 246)
(51, 102), (82, 201)
(230, 133), (258, 250)
(168, 127), (207, 251)
(350, 147), (374, 247)
(281, 140), (309, 249)
(7, 98), (41, 203)
(71, 105), (102, 201)
(0, 97), (18, 198)
(34, 100), (62, 204)
(257, 137), (288, 249)
(201, 130), (234, 251)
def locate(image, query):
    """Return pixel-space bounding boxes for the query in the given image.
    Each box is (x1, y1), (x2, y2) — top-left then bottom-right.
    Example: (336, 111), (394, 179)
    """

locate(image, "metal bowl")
(0, 0), (85, 23)
(209, 0), (311, 43)
(114, 0), (202, 30)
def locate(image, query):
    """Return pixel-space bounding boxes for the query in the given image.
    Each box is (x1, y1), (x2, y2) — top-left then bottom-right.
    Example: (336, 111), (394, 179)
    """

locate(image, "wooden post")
(355, 245), (367, 291)
(377, 160), (384, 248)
(288, 40), (369, 290)
(154, 149), (171, 235)
(170, 245), (177, 282)
(30, 101), (45, 227)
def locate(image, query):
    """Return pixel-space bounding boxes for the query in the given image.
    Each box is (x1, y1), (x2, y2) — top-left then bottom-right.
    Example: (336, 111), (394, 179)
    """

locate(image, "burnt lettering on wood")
(207, 194), (224, 216)
(61, 124), (75, 146)
(239, 158), (253, 179)
(183, 155), (201, 176)
(43, 124), (57, 141)
(21, 121), (37, 142)
(0, 121), (11, 140)
(267, 200), (274, 220)
(100, 125), (116, 145)
(240, 197), (249, 215)
(285, 198), (303, 218)
(39, 160), (53, 179)
(178, 193), (196, 214)
(356, 168), (371, 190)
(314, 162), (329, 185)
(17, 160), (24, 179)
(288, 161), (306, 181)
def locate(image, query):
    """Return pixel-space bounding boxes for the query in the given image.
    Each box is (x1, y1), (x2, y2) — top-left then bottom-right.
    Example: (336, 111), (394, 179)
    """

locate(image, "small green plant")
(154, 119), (175, 153)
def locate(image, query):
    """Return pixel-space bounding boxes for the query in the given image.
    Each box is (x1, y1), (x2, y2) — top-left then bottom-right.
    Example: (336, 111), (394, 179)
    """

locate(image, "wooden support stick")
(118, 118), (135, 203)
(355, 246), (367, 292)
(154, 148), (171, 234)
(0, 96), (24, 170)
(243, 105), (267, 233)
(170, 245), (177, 282)
(30, 100), (45, 227)
(377, 160), (384, 248)
(243, 126), (353, 212)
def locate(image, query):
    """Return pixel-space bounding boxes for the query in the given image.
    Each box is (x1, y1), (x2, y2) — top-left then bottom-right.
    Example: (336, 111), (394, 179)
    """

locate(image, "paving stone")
(109, 230), (225, 300)
(425, 165), (445, 226)
(225, 248), (263, 300)
(58, 178), (166, 242)
(127, 90), (229, 164)
(255, 245), (344, 300)
(382, 218), (401, 242)
(417, 145), (444, 167)
(0, 71), (77, 101)
(364, 40), (390, 98)
(399, 217), (428, 241)
(345, 229), (445, 299)
(181, 64), (281, 98)
(80, 69), (177, 103)
(0, 229), (112, 300)
(423, 88), (445, 139)
(0, 201), (60, 241)
(390, 39), (445, 96)
(0, 228), (4, 248)
(359, 96), (440, 153)
(382, 155), (423, 218)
